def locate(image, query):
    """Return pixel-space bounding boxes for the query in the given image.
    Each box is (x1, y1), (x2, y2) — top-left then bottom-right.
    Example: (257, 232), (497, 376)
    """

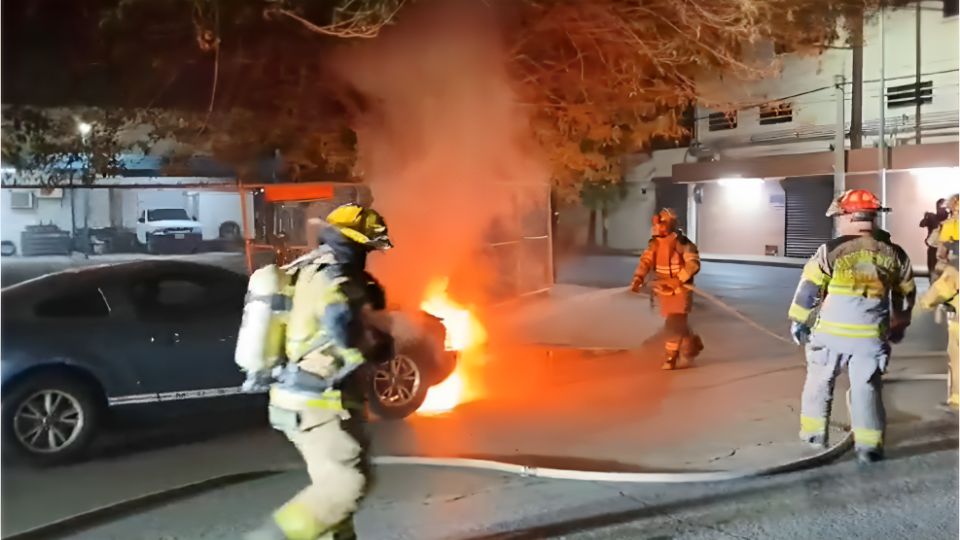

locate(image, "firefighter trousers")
(273, 407), (366, 540)
(663, 313), (703, 360)
(948, 321), (958, 407)
(799, 342), (888, 451)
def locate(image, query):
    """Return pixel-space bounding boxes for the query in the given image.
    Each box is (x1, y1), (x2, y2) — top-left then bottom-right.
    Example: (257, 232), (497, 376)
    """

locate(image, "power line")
(695, 67), (960, 121)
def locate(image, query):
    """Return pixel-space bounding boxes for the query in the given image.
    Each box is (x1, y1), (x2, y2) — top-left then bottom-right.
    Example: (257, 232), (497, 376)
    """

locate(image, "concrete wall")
(604, 149), (689, 250)
(1, 189), (111, 251)
(697, 6), (959, 158)
(695, 180), (786, 256)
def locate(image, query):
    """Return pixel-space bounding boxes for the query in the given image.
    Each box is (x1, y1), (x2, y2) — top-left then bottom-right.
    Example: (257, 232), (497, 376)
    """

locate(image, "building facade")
(605, 3), (959, 268)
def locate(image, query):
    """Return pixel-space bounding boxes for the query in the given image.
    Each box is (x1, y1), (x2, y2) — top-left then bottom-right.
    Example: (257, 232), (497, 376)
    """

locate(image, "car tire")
(219, 221), (242, 242)
(366, 337), (432, 420)
(2, 373), (102, 466)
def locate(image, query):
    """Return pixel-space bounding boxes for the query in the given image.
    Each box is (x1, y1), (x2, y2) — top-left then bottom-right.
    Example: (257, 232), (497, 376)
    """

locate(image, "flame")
(417, 278), (486, 415)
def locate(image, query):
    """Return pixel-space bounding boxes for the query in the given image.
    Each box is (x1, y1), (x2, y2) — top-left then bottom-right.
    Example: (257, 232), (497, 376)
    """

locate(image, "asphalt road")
(558, 254), (947, 352)
(52, 419), (960, 540)
(3, 255), (956, 539)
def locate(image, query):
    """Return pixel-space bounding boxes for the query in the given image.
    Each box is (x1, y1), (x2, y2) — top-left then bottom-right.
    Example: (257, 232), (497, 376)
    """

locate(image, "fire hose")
(8, 288), (950, 540)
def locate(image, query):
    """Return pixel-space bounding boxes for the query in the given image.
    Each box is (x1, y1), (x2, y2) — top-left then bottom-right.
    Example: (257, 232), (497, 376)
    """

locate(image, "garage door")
(783, 176), (834, 258)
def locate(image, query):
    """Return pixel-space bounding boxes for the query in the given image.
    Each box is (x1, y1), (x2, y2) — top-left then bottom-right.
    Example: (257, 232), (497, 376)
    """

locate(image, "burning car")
(0, 261), (460, 464)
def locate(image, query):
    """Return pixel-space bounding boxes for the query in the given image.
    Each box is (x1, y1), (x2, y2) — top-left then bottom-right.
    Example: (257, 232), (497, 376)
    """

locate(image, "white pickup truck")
(136, 208), (204, 254)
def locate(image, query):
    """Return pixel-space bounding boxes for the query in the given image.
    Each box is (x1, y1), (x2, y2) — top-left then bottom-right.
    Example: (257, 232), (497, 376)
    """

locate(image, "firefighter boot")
(661, 351), (679, 370)
(678, 335), (704, 369)
(856, 447), (884, 465)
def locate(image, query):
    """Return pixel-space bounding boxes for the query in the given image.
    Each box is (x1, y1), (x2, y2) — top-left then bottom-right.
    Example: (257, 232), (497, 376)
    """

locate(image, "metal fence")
(482, 182), (553, 303)
(244, 181), (554, 302)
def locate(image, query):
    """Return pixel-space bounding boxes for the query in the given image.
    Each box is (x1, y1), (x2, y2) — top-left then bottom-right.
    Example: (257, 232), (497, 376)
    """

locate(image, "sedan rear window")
(35, 288), (109, 318)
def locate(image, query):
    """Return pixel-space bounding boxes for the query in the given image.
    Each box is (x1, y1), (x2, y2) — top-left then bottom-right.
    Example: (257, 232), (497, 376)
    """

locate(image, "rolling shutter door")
(783, 176), (834, 258)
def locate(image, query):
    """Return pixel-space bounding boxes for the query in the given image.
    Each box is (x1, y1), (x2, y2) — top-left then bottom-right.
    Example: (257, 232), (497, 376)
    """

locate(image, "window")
(886, 81), (933, 109)
(35, 288), (109, 318)
(146, 209), (190, 221)
(708, 111), (738, 131)
(131, 273), (242, 319)
(946, 0), (959, 18)
(759, 102), (794, 125)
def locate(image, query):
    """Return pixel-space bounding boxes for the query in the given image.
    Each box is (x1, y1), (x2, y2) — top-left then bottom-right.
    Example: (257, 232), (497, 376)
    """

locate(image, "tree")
(2, 0), (889, 193)
(580, 178), (628, 248)
(1, 107), (164, 185)
(503, 0), (888, 203)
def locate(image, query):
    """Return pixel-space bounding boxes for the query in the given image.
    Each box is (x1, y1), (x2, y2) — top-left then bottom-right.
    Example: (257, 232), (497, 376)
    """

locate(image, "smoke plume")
(329, 0), (547, 310)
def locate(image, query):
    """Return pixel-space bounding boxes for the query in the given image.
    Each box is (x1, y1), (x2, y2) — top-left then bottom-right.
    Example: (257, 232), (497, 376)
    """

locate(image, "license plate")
(174, 234), (185, 239)
(268, 405), (300, 431)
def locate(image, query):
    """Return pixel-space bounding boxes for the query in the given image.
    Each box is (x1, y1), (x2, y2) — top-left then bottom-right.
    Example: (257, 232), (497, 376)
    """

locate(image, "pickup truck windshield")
(147, 209), (191, 221)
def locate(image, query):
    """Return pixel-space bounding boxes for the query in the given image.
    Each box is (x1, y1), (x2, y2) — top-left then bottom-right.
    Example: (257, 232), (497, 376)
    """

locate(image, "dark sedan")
(1, 261), (454, 465)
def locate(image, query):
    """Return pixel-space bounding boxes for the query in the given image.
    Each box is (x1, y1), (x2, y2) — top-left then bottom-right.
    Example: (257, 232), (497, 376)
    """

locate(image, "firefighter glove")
(242, 369), (274, 393)
(790, 321), (811, 346)
(631, 275), (644, 292)
(887, 323), (908, 344)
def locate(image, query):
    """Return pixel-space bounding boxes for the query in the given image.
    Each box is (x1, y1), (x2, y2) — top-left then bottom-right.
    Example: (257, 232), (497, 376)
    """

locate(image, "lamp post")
(78, 121), (92, 258)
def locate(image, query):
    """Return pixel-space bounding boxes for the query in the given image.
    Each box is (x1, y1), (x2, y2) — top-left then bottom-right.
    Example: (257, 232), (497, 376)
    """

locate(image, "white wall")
(847, 167), (959, 267)
(695, 180), (786, 256)
(605, 149), (689, 250)
(697, 5), (959, 157)
(1, 189), (113, 252)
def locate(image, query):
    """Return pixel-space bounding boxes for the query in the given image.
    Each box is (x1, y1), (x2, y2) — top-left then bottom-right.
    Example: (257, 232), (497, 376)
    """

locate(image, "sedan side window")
(132, 275), (236, 320)
(35, 288), (110, 318)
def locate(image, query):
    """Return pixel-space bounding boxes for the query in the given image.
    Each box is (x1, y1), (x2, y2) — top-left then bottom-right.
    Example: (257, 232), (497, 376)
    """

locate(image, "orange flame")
(417, 278), (486, 415)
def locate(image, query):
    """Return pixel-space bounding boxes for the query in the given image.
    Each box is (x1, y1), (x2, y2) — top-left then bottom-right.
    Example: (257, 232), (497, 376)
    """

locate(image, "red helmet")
(825, 189), (889, 217)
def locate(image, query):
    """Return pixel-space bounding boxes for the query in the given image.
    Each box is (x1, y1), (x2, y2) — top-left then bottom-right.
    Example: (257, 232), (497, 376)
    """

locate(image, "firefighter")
(933, 194), (959, 283)
(919, 260), (958, 411)
(788, 189), (916, 464)
(922, 195), (959, 411)
(631, 208), (703, 370)
(244, 203), (394, 540)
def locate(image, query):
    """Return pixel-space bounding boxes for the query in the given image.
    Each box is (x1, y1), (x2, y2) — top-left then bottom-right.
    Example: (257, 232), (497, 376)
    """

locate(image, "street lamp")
(76, 120), (93, 258)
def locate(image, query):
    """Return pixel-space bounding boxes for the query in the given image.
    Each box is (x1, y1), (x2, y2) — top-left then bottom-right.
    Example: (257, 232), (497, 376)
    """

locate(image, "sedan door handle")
(168, 332), (181, 344)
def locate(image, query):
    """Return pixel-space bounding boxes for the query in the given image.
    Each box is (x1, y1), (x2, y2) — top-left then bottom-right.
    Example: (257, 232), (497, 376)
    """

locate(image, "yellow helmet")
(325, 203), (393, 250)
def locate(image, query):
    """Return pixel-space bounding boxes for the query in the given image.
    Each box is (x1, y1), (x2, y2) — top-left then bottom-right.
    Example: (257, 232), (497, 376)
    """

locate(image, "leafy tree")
(1, 107), (164, 185)
(580, 179), (628, 247)
(2, 0), (890, 194)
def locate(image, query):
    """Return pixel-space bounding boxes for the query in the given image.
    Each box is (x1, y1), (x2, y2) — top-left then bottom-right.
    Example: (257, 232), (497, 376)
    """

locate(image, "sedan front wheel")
(367, 353), (428, 420)
(2, 373), (101, 465)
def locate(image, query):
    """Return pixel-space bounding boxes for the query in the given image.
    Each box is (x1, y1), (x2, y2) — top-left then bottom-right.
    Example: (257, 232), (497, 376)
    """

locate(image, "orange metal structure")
(236, 181), (341, 272)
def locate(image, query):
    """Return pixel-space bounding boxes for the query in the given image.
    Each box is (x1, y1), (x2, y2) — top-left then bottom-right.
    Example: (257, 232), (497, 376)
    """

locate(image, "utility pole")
(878, 7), (888, 229)
(834, 74), (846, 195)
(915, 1), (922, 144)
(850, 6), (864, 150)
